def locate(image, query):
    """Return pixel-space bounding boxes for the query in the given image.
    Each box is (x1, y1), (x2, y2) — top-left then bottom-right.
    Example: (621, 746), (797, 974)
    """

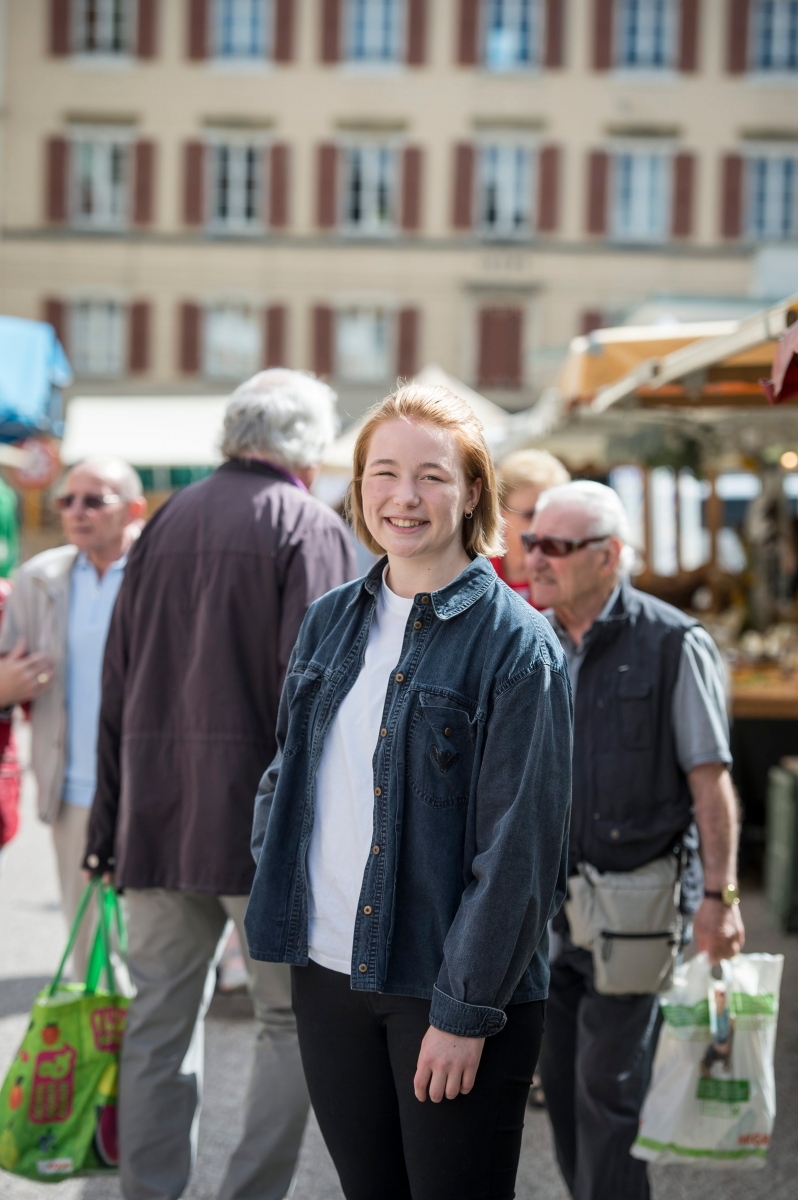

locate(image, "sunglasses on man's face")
(520, 533), (608, 558)
(56, 493), (120, 512)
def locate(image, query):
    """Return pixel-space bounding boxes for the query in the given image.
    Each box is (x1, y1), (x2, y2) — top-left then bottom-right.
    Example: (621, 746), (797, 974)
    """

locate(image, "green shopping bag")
(0, 879), (128, 1181)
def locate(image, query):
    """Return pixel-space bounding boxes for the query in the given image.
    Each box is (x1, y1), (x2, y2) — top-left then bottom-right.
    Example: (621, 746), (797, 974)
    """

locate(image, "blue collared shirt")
(63, 551), (126, 808)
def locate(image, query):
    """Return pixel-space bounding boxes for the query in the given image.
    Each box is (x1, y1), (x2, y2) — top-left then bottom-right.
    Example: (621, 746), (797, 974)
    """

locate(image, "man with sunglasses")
(0, 457), (145, 978)
(525, 480), (744, 1200)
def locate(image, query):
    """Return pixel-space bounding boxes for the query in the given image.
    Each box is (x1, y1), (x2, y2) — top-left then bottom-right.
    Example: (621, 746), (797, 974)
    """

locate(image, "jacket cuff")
(429, 986), (507, 1038)
(82, 846), (115, 876)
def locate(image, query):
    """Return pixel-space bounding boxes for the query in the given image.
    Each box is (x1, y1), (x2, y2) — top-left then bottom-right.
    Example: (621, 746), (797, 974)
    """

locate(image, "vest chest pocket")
(617, 680), (653, 750)
(408, 698), (476, 809)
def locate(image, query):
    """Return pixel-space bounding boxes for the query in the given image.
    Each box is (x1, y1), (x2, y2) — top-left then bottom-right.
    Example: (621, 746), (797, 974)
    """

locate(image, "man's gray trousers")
(119, 889), (310, 1200)
(538, 939), (662, 1200)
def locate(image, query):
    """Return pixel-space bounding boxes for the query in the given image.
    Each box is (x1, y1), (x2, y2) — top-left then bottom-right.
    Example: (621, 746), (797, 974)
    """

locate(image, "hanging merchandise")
(0, 881), (128, 1182)
(632, 951), (784, 1169)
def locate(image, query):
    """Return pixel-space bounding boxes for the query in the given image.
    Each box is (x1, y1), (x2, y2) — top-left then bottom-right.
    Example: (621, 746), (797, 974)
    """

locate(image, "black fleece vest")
(569, 584), (699, 878)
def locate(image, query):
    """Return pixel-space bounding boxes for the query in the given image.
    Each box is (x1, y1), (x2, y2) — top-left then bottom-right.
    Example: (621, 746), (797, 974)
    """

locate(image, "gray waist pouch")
(564, 855), (682, 996)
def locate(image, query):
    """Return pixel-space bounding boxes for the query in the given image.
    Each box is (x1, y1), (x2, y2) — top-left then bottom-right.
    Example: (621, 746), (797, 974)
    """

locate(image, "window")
(478, 145), (535, 236)
(73, 0), (133, 55)
(346, 0), (404, 63)
(616, 0), (676, 69)
(204, 305), (262, 378)
(343, 145), (396, 234)
(751, 1), (798, 72)
(71, 301), (125, 377)
(208, 142), (264, 231)
(611, 150), (670, 241)
(212, 0), (273, 59)
(484, 0), (541, 71)
(747, 152), (798, 240)
(71, 129), (131, 228)
(337, 309), (392, 380)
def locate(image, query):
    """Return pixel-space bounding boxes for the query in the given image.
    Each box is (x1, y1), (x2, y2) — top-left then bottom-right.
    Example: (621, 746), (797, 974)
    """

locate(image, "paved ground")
(1, 728), (796, 1199)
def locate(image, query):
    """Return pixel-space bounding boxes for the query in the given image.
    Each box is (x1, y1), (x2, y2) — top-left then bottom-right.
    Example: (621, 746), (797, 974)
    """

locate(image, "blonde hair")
(346, 384), (504, 559)
(496, 449), (570, 504)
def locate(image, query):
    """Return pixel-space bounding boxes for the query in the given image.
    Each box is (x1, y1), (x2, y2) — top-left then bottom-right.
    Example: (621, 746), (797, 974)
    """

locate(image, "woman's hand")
(413, 1026), (485, 1102)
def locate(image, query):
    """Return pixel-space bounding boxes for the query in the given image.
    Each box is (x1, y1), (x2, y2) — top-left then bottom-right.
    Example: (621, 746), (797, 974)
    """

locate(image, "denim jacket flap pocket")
(408, 695), (476, 809)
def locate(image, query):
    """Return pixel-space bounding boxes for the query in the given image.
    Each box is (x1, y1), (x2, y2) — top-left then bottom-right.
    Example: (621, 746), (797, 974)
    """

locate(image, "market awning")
(60, 396), (229, 466)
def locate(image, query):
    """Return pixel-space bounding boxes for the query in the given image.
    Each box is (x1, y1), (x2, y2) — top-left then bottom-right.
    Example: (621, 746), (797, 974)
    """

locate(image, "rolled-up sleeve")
(672, 627), (731, 773)
(430, 659), (573, 1038)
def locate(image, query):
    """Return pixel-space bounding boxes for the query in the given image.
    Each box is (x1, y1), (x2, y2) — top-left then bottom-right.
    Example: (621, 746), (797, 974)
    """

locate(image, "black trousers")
(292, 960), (545, 1200)
(537, 943), (661, 1200)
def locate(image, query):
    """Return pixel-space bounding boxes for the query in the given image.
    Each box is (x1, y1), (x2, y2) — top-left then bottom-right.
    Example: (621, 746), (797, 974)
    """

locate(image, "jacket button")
(593, 813), (600, 820)
(610, 828), (620, 839)
(363, 905), (372, 915)
(444, 727), (452, 737)
(374, 786), (382, 796)
(421, 595), (430, 605)
(358, 963), (368, 974)
(380, 728), (387, 737)
(373, 844), (381, 855)
(395, 673), (404, 682)
(86, 854), (99, 869)
(597, 698), (604, 709)
(413, 620), (422, 630)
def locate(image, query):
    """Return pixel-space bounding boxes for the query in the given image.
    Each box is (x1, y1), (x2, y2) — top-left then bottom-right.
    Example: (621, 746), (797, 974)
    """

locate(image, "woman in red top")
(491, 450), (570, 605)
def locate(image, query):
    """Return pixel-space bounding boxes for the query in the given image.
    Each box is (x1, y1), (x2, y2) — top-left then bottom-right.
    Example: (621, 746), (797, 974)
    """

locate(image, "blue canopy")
(0, 315), (73, 439)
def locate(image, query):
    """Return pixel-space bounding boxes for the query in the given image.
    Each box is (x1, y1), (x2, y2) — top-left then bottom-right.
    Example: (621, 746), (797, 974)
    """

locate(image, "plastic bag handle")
(48, 878), (99, 997)
(48, 880), (126, 997)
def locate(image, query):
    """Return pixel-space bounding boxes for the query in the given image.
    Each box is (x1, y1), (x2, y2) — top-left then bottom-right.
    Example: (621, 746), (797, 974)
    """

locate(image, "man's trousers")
(538, 941), (661, 1200)
(52, 802), (94, 982)
(120, 889), (310, 1200)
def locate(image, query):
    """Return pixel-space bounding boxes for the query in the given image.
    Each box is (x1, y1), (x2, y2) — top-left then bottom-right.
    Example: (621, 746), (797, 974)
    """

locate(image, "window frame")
(68, 124), (134, 230)
(749, 0), (798, 75)
(203, 302), (264, 379)
(205, 131), (269, 234)
(344, 0), (406, 66)
(614, 0), (678, 74)
(72, 0), (136, 58)
(69, 298), (127, 378)
(745, 145), (798, 241)
(476, 138), (538, 240)
(210, 0), (274, 62)
(335, 305), (396, 382)
(609, 141), (673, 244)
(340, 139), (400, 237)
(482, 0), (544, 74)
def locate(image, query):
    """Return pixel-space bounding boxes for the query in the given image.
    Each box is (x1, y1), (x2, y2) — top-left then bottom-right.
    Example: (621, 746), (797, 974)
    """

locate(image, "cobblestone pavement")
(1, 733), (796, 1199)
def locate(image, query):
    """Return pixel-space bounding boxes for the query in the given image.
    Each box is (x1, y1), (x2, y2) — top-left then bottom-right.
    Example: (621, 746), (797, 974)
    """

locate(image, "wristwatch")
(704, 883), (740, 906)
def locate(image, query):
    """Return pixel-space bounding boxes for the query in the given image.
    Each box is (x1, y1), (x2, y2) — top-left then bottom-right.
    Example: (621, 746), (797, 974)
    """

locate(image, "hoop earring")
(464, 510), (474, 520)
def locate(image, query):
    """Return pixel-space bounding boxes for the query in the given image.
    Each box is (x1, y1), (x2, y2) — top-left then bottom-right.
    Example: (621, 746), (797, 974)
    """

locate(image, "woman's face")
(361, 419), (481, 562)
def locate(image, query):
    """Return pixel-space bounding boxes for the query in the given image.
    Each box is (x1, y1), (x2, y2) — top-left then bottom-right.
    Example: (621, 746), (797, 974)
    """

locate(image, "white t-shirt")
(307, 574), (413, 973)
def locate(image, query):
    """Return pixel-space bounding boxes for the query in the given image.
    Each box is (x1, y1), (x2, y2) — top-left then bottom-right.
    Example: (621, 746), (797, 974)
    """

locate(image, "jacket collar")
(219, 458), (302, 486)
(358, 555), (496, 620)
(28, 545), (79, 596)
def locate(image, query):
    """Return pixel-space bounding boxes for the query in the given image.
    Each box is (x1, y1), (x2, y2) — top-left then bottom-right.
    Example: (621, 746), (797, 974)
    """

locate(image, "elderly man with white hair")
(524, 481), (744, 1200)
(84, 371), (356, 1200)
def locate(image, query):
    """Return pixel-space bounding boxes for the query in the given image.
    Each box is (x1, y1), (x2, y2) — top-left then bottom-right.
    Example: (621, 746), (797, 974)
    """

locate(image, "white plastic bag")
(632, 952), (784, 1168)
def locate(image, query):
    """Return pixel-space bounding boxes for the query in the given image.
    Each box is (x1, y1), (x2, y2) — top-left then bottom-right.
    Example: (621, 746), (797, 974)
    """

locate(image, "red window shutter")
(586, 150), (609, 234)
(721, 153), (744, 238)
(317, 144), (338, 228)
(478, 308), (523, 389)
(313, 306), (335, 377)
(180, 303), (202, 373)
(537, 145), (560, 232)
(452, 144), (474, 230)
(593, 0), (614, 69)
(129, 302), (151, 373)
(133, 141), (156, 224)
(671, 153), (695, 237)
(44, 299), (68, 352)
(407, 0), (426, 64)
(269, 143), (290, 227)
(264, 305), (287, 367)
(183, 141), (205, 225)
(321, 0), (341, 62)
(188, 0), (208, 60)
(274, 0), (294, 61)
(458, 0), (480, 65)
(397, 308), (419, 378)
(401, 147), (423, 231)
(679, 0), (700, 71)
(727, 0), (750, 73)
(545, 0), (565, 68)
(46, 137), (69, 223)
(138, 0), (158, 57)
(51, 0), (71, 55)
(580, 309), (605, 336)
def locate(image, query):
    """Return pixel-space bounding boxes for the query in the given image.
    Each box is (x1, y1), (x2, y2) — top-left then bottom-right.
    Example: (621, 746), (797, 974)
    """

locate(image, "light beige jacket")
(0, 545), (78, 824)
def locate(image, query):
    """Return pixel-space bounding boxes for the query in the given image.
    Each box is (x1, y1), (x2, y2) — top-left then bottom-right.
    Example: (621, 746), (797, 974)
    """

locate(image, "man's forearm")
(689, 761), (740, 888)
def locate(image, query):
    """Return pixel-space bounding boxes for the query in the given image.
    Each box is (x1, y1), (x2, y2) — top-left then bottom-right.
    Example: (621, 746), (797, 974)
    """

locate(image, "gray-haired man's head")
(221, 370), (339, 475)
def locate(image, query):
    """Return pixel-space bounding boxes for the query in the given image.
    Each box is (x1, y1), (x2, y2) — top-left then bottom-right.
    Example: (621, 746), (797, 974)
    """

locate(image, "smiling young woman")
(245, 384), (573, 1200)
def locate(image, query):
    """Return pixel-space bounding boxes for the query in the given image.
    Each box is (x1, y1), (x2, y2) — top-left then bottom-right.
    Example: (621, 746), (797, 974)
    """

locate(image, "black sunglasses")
(520, 533), (608, 558)
(56, 493), (120, 512)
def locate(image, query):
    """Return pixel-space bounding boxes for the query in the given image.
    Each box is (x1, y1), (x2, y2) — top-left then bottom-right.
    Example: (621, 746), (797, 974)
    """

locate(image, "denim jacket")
(244, 556), (572, 1038)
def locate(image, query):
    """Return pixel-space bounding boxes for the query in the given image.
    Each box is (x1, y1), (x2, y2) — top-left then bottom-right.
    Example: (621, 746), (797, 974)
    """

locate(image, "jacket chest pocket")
(617, 680), (653, 750)
(408, 697), (476, 809)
